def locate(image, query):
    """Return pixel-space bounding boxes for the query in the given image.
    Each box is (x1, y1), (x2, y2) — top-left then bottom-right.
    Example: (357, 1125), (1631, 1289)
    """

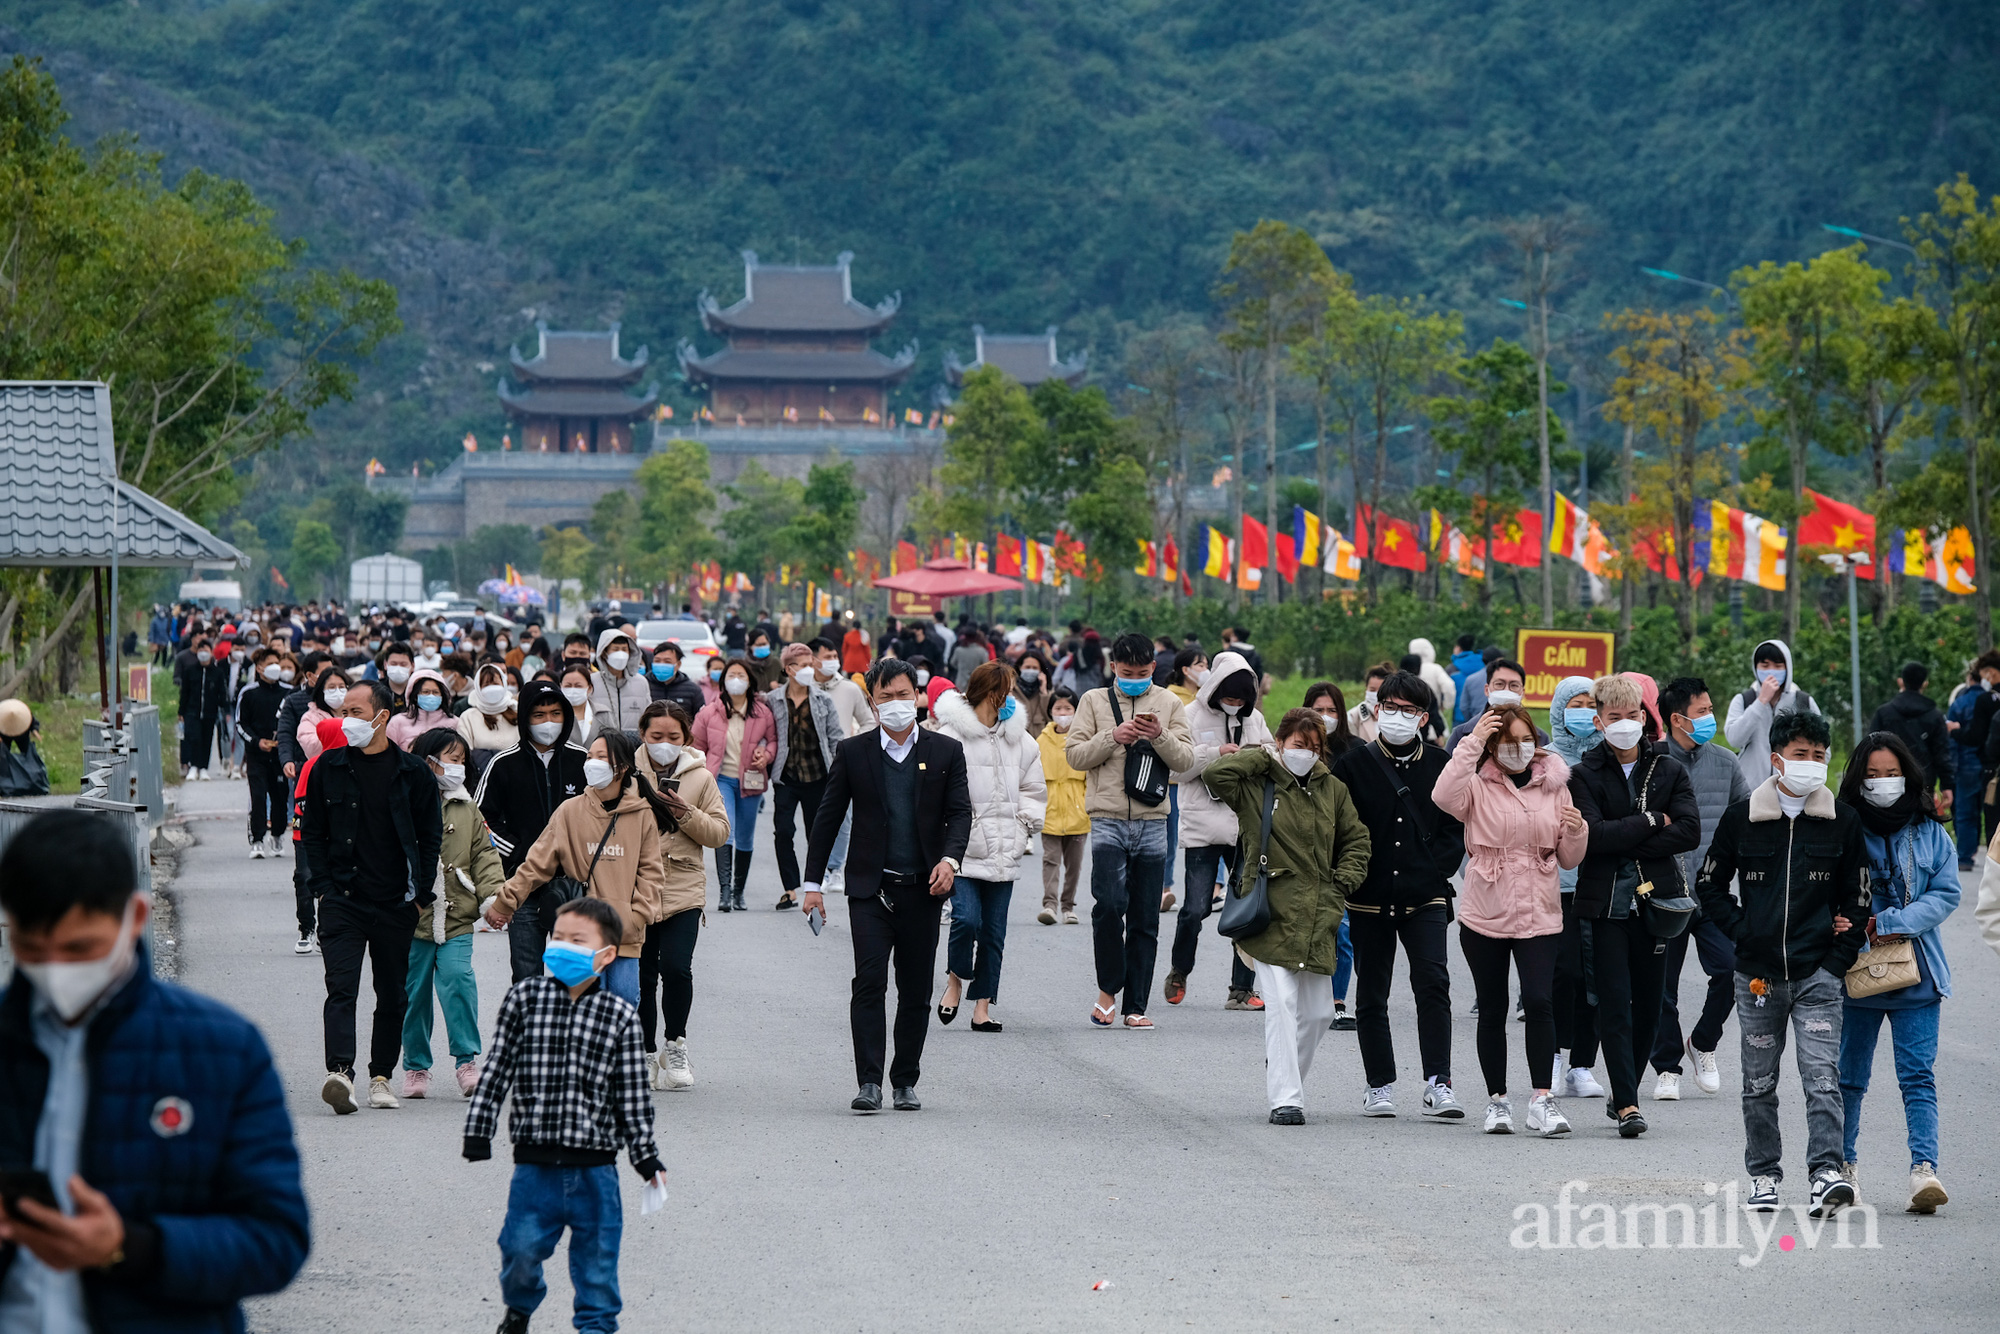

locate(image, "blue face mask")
(542, 940), (602, 987)
(1687, 714), (1717, 745)
(1563, 707), (1598, 737)
(752, 646), (771, 659)
(1116, 676), (1151, 698)
(999, 696), (1018, 721)
(652, 662), (676, 681)
(416, 693), (443, 712)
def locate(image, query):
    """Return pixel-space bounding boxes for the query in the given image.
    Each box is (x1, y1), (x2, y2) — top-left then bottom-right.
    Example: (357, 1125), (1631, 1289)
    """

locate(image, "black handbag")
(547, 810), (620, 906)
(1631, 753), (1695, 939)
(1218, 778), (1279, 940)
(1104, 687), (1169, 807)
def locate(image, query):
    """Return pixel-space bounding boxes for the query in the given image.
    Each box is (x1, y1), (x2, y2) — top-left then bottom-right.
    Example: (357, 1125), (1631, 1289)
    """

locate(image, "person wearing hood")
(1203, 708), (1371, 1123)
(589, 627), (654, 737)
(1036, 688), (1091, 924)
(932, 662), (1047, 1032)
(1722, 638), (1820, 788)
(691, 657), (776, 912)
(294, 667), (352, 763)
(765, 643), (848, 912)
(400, 729), (506, 1101)
(1832, 732), (1959, 1215)
(386, 668), (460, 751)
(1163, 650), (1271, 1010)
(1647, 676), (1750, 1102)
(1407, 637), (1457, 727)
(457, 662), (521, 768)
(1448, 635), (1485, 725)
(473, 679), (592, 981)
(632, 702), (730, 1090)
(1434, 705), (1589, 1138)
(1546, 675), (1605, 1097)
(1866, 662), (1952, 813)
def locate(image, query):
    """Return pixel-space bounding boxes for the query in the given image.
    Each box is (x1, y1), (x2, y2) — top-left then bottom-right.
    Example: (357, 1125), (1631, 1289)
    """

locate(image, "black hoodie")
(472, 679), (590, 876)
(1866, 690), (1951, 794)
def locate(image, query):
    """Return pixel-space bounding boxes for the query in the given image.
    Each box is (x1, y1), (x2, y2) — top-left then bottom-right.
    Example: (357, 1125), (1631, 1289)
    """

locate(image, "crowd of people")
(8, 603), (2000, 1332)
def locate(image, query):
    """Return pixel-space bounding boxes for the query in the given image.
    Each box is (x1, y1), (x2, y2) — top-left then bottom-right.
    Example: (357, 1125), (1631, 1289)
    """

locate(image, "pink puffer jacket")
(1432, 731), (1587, 939)
(691, 695), (775, 781)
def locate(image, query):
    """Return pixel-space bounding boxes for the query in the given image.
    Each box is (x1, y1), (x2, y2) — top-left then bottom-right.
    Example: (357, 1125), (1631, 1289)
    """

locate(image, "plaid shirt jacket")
(463, 976), (662, 1179)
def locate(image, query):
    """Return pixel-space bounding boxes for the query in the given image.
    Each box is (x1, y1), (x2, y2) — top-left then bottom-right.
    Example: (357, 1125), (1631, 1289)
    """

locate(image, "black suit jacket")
(804, 729), (972, 895)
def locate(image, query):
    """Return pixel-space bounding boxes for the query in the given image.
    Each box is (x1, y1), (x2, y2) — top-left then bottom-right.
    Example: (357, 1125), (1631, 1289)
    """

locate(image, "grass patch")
(13, 655), (180, 794)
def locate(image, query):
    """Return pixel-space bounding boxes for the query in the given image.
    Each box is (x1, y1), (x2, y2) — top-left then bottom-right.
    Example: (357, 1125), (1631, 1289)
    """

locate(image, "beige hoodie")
(494, 779), (664, 958)
(635, 743), (730, 920)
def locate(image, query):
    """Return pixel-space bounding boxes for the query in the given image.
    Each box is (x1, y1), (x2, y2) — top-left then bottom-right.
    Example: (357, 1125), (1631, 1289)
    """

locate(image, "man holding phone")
(0, 810), (309, 1327)
(800, 660), (972, 1113)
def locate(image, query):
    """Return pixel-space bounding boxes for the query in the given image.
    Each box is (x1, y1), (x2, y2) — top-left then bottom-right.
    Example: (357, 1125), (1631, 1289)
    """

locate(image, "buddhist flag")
(995, 534), (1024, 577)
(1359, 504), (1426, 572)
(1323, 528), (1361, 581)
(1695, 501), (1786, 590)
(1549, 493), (1588, 563)
(1429, 510), (1485, 580)
(1274, 533), (1299, 583)
(1037, 541), (1058, 585)
(1292, 507), (1323, 568)
(1135, 539), (1159, 578)
(1241, 514), (1270, 570)
(974, 541), (989, 572)
(819, 405), (835, 422)
(1161, 537), (1180, 584)
(1799, 489), (1877, 581)
(1887, 527), (1976, 594)
(1490, 508), (1544, 568)
(783, 405), (799, 422)
(1203, 526), (1233, 581)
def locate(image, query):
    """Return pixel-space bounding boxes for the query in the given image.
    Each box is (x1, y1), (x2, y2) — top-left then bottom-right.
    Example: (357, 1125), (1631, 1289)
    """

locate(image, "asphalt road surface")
(158, 778), (1999, 1331)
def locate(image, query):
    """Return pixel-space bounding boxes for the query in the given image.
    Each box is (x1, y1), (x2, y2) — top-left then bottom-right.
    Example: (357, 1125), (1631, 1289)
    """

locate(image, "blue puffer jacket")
(1858, 817), (1960, 1001)
(0, 952), (310, 1331)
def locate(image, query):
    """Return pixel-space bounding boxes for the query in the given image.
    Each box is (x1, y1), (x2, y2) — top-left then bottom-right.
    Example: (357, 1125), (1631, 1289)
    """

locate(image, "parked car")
(633, 618), (720, 664)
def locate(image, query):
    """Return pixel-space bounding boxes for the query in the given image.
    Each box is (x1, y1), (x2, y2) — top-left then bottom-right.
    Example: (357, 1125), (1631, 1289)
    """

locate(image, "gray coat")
(1659, 733), (1748, 886)
(763, 683), (843, 782)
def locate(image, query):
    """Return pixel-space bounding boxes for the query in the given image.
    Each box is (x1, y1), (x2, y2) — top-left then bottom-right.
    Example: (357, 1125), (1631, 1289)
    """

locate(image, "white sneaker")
(1361, 1085), (1396, 1117)
(1525, 1092), (1571, 1137)
(1063, 911), (1079, 925)
(266, 836), (286, 857)
(1421, 1081), (1465, 1119)
(1484, 1098), (1514, 1134)
(321, 1070), (357, 1115)
(1687, 1040), (1721, 1094)
(1566, 1066), (1606, 1098)
(248, 841), (265, 860)
(1908, 1162), (1948, 1214)
(1037, 907), (1057, 925)
(367, 1076), (399, 1109)
(184, 765), (198, 781)
(1550, 1049), (1567, 1093)
(660, 1038), (694, 1090)
(293, 933), (313, 955)
(1653, 1071), (1681, 1101)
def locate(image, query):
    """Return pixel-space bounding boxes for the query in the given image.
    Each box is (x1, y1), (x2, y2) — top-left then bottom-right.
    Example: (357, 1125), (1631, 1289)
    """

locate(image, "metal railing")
(79, 705), (163, 826)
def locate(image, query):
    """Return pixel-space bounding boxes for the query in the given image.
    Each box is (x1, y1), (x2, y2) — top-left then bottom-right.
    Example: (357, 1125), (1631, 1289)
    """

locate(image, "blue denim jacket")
(1860, 819), (1959, 1001)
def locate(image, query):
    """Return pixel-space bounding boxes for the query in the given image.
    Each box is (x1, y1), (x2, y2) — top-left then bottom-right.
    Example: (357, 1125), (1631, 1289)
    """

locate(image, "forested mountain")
(2, 0), (1995, 484)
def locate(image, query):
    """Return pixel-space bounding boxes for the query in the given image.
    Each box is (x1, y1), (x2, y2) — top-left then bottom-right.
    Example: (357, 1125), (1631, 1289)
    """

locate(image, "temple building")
(498, 323), (659, 453)
(944, 325), (1088, 389)
(678, 251), (916, 427)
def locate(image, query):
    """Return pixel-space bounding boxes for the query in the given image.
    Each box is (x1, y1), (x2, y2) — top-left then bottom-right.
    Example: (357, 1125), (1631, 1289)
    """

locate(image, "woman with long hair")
(295, 667), (351, 761)
(1834, 731), (1959, 1213)
(690, 657), (775, 911)
(558, 662), (597, 742)
(387, 668), (460, 750)
(1013, 649), (1055, 735)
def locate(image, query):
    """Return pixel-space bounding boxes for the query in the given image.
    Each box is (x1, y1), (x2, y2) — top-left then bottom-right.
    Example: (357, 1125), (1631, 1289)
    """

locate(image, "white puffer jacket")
(1173, 649), (1275, 849)
(932, 688), (1048, 881)
(588, 626), (655, 736)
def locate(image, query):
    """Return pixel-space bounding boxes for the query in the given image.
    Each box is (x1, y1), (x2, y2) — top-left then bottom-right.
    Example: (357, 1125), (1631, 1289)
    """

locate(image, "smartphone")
(806, 905), (825, 936)
(661, 778), (681, 795)
(0, 1167), (57, 1215)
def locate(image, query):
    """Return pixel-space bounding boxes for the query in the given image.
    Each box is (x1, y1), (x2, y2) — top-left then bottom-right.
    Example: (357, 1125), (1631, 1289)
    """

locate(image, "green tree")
(635, 438), (719, 586)
(588, 491), (643, 590)
(288, 518), (341, 599)
(538, 525), (596, 587)
(1124, 321), (1216, 604)
(718, 460), (804, 601)
(1029, 380), (1142, 593)
(938, 365), (1039, 537)
(1347, 296), (1464, 599)
(780, 460), (863, 587)
(1426, 340), (1561, 609)
(1289, 276), (1365, 597)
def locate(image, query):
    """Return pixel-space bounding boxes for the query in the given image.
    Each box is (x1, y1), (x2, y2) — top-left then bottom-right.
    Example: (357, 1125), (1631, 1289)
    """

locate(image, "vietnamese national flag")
(1274, 533), (1299, 583)
(1369, 508), (1427, 572)
(1489, 508), (1544, 568)
(994, 534), (1023, 577)
(894, 540), (920, 575)
(1180, 569), (1195, 598)
(1799, 489), (1877, 580)
(1241, 514), (1270, 569)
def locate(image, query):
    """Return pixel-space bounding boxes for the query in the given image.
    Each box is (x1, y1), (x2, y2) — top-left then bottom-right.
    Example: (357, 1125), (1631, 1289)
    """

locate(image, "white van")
(178, 579), (244, 614)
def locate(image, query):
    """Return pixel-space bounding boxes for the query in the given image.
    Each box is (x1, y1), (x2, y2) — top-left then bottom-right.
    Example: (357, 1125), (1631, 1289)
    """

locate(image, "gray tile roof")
(677, 343), (918, 385)
(945, 326), (1089, 388)
(699, 251), (900, 334)
(0, 382), (245, 568)
(497, 382), (661, 419)
(509, 323), (649, 384)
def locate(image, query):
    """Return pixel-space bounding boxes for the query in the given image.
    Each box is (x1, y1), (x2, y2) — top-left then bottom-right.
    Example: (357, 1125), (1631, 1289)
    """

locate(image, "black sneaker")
(1330, 1005), (1357, 1032)
(1746, 1175), (1779, 1211)
(497, 1309), (530, 1334)
(1809, 1168), (1855, 1217)
(1269, 1105), (1305, 1125)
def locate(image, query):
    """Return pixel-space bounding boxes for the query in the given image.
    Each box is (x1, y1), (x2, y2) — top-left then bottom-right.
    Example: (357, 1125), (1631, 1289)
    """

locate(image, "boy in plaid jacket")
(464, 897), (665, 1334)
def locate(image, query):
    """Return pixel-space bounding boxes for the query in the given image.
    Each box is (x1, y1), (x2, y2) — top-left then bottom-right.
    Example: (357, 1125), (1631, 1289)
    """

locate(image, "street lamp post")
(1820, 550), (1871, 744)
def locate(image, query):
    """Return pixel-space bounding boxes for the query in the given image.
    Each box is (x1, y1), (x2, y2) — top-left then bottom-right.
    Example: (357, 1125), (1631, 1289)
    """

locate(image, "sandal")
(1123, 1014), (1155, 1030)
(1091, 1001), (1116, 1027)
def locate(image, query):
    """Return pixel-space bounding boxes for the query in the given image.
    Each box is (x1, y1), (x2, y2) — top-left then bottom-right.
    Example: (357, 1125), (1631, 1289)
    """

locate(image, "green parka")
(416, 790), (508, 944)
(1201, 745), (1371, 974)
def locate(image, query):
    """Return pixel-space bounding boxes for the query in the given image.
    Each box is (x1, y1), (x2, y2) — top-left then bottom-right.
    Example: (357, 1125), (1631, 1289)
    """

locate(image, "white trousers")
(1253, 958), (1337, 1109)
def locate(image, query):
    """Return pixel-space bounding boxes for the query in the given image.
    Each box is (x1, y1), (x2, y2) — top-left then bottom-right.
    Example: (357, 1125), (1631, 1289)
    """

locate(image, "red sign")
(1514, 629), (1616, 708)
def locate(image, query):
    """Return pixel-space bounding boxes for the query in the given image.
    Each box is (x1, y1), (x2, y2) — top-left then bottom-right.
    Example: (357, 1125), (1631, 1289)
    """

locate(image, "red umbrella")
(872, 558), (1023, 598)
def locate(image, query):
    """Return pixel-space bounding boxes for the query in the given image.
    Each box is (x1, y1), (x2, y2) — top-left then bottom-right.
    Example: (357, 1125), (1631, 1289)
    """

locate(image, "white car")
(634, 618), (721, 664)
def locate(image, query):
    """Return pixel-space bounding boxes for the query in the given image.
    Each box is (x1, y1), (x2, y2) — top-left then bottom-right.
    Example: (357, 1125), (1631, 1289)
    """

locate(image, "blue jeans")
(601, 957), (639, 1008)
(1090, 818), (1169, 1013)
(1839, 1000), (1942, 1169)
(1332, 917), (1353, 1003)
(1164, 785), (1180, 888)
(947, 877), (1013, 1003)
(498, 1163), (623, 1331)
(716, 774), (764, 853)
(1952, 744), (1983, 863)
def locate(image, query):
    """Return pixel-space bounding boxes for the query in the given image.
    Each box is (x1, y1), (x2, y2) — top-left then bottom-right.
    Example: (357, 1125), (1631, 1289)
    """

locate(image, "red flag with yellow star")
(1798, 489), (1876, 581)
(1359, 504), (1426, 572)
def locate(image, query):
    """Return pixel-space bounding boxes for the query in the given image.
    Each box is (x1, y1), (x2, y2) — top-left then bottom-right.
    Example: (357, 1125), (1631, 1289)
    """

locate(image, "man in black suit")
(801, 659), (972, 1113)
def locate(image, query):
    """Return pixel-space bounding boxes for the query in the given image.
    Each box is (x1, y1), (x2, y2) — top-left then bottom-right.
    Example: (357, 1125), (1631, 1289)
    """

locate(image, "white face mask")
(1220, 701), (1242, 717)
(530, 720), (564, 746)
(817, 658), (839, 678)
(435, 762), (466, 789)
(606, 651), (630, 671)
(562, 686), (590, 707)
(646, 741), (681, 768)
(261, 664), (282, 682)
(1498, 741), (1535, 773)
(17, 897), (141, 1022)
(877, 699), (919, 733)
(1363, 690), (1378, 709)
(477, 683), (510, 712)
(724, 676), (749, 697)
(322, 686), (348, 710)
(1187, 668), (1207, 686)
(1486, 689), (1523, 709)
(915, 669), (930, 686)
(386, 665), (411, 685)
(340, 714), (378, 748)
(793, 667), (818, 687)
(1281, 747), (1318, 777)
(583, 758), (617, 789)
(1776, 757), (1828, 796)
(1861, 776), (1905, 807)
(1052, 713), (1073, 732)
(1319, 711), (1340, 731)
(1601, 718), (1645, 750)
(280, 668), (296, 683)
(196, 650), (212, 665)
(230, 649), (245, 663)
(1376, 710), (1421, 746)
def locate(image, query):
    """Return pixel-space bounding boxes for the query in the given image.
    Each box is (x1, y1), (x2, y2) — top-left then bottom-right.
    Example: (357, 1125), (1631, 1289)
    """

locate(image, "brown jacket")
(1062, 682), (1195, 822)
(635, 744), (731, 920)
(495, 781), (664, 958)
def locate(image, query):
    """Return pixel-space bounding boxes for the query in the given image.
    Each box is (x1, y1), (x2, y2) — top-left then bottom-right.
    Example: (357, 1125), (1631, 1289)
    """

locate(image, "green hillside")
(2, 0), (1995, 480)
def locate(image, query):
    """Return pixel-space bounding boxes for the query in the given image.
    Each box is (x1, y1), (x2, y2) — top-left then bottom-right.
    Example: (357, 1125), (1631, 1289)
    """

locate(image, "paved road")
(158, 777), (2000, 1331)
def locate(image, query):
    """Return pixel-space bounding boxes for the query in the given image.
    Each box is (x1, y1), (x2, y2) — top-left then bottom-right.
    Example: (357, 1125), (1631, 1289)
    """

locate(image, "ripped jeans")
(1735, 968), (1846, 1183)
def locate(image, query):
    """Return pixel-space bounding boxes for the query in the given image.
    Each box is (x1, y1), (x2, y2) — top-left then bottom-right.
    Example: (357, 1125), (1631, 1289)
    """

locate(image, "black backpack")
(1104, 687), (1169, 807)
